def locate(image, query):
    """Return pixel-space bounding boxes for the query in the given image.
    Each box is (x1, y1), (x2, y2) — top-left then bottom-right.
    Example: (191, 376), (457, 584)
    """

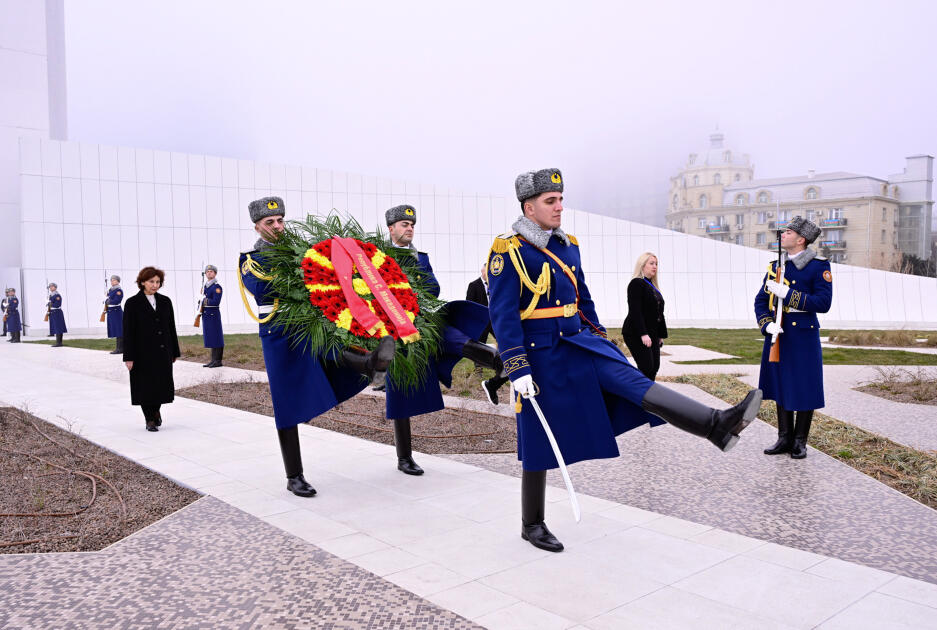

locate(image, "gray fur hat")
(204, 264), (218, 273)
(248, 196), (285, 224)
(48, 282), (57, 289)
(385, 204), (417, 226)
(787, 216), (821, 244)
(515, 168), (563, 202)
(110, 274), (120, 282)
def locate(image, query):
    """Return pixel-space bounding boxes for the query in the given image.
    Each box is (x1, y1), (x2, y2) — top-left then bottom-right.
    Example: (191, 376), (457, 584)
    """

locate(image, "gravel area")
(0, 407), (200, 554)
(177, 381), (520, 455)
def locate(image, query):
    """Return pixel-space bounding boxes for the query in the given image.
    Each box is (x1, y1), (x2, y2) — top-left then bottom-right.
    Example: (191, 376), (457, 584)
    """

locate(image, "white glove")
(513, 374), (537, 398)
(765, 322), (783, 336)
(765, 280), (789, 299)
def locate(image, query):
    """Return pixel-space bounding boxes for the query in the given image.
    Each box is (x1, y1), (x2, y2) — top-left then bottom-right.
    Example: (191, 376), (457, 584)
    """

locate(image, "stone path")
(2, 341), (937, 629)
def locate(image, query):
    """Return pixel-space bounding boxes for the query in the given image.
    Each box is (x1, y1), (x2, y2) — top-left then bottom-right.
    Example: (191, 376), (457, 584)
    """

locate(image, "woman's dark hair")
(136, 266), (166, 290)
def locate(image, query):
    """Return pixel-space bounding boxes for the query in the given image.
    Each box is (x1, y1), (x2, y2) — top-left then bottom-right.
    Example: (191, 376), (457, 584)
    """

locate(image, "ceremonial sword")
(522, 387), (582, 523)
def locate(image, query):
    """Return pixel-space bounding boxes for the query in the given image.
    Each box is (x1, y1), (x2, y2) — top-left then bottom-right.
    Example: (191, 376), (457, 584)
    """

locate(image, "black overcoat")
(122, 291), (181, 406)
(621, 277), (668, 341)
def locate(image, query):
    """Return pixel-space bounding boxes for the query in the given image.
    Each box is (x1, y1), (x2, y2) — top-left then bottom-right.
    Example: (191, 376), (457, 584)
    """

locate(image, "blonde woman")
(621, 252), (668, 380)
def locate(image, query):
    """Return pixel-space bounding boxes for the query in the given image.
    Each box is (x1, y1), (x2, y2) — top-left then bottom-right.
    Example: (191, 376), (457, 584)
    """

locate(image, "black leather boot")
(641, 383), (762, 452)
(206, 347), (223, 368)
(342, 336), (395, 384)
(278, 426), (316, 497)
(52, 333), (63, 347)
(764, 404), (794, 455)
(110, 337), (123, 355)
(10, 332), (20, 343)
(462, 339), (503, 372)
(481, 375), (510, 405)
(521, 470), (563, 552)
(790, 411), (813, 459)
(393, 417), (424, 475)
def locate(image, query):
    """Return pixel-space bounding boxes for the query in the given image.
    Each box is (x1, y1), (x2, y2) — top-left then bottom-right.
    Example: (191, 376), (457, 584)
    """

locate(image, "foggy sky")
(64, 0), (937, 224)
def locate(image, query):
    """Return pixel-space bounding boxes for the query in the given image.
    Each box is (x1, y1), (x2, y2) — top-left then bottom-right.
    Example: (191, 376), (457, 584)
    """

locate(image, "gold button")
(530, 342), (535, 347)
(556, 300), (561, 305)
(571, 266), (576, 271)
(559, 331), (563, 336)
(792, 321), (797, 326)
(791, 280), (796, 284)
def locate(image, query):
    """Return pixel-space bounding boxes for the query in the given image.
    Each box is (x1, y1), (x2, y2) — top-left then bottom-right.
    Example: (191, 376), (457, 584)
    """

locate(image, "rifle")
(193, 262), (205, 327)
(100, 270), (108, 323)
(768, 230), (784, 363)
(43, 279), (50, 322)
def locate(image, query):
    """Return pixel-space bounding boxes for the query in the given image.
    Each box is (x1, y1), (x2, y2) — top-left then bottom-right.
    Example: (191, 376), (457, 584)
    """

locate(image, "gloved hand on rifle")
(765, 280), (789, 299)
(764, 322), (783, 336)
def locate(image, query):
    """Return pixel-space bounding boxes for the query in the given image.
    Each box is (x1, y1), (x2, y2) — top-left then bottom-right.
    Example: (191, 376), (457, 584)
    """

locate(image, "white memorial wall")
(17, 137), (937, 335)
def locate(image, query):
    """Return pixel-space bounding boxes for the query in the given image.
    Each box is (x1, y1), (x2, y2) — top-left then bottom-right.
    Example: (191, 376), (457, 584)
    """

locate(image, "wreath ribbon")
(330, 237), (421, 343)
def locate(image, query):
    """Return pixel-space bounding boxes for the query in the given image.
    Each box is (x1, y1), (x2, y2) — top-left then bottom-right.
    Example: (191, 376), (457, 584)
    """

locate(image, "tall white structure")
(3, 5), (936, 335)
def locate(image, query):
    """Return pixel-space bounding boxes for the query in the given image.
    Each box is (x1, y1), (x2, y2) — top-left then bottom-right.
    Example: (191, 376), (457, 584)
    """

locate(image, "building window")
(693, 175), (699, 186)
(827, 229), (842, 242)
(716, 215), (725, 226)
(724, 151), (732, 162)
(806, 209), (816, 222)
(757, 191), (769, 203)
(830, 207), (843, 219)
(735, 234), (743, 245)
(699, 194), (708, 209)
(689, 154), (697, 165)
(735, 213), (744, 226)
(698, 217), (707, 229)
(672, 194), (678, 209)
(757, 211), (767, 224)
(735, 194), (745, 205)
(882, 183), (888, 196)
(881, 229), (886, 244)
(779, 209), (791, 221)
(734, 173), (741, 182)
(806, 187), (818, 200)
(756, 232), (766, 245)
(882, 207), (887, 221)
(713, 173), (722, 184)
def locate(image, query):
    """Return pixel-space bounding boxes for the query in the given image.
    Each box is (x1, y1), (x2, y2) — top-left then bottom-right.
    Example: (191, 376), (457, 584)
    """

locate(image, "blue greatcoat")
(239, 246), (367, 430)
(200, 281), (224, 348)
(48, 292), (67, 335)
(384, 247), (489, 419)
(105, 286), (124, 338)
(755, 253), (833, 411)
(6, 296), (21, 333)
(487, 228), (662, 471)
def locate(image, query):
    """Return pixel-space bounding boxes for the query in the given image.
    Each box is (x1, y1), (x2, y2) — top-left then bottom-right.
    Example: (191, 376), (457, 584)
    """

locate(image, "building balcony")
(765, 241), (779, 249)
(706, 224), (730, 234)
(820, 240), (846, 250)
(820, 218), (848, 227)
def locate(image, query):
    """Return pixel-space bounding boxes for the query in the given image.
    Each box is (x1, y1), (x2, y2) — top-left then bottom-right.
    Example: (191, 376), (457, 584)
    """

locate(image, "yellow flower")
(336, 308), (353, 330)
(406, 310), (416, 322)
(372, 251), (386, 268)
(304, 248), (334, 270)
(353, 278), (373, 296)
(305, 283), (341, 293)
(387, 282), (411, 290)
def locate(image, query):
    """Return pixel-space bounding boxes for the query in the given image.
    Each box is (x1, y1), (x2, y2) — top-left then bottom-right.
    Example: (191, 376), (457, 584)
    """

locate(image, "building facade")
(666, 133), (934, 271)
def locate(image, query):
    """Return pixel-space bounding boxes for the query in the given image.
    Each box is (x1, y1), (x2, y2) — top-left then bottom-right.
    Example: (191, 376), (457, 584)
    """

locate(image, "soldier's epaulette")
(568, 234), (579, 246)
(490, 233), (521, 254)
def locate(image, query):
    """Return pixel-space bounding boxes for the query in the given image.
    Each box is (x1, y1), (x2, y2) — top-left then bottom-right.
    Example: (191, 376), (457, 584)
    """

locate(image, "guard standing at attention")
(383, 204), (502, 475)
(106, 275), (125, 354)
(5, 288), (20, 342)
(756, 216), (832, 459)
(1, 289), (9, 337)
(240, 196), (395, 497)
(487, 168), (762, 552)
(200, 264), (225, 368)
(47, 282), (67, 347)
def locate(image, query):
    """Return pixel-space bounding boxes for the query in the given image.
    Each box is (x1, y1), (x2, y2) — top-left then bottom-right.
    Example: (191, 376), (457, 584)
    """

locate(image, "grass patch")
(665, 373), (937, 510)
(855, 367), (937, 405)
(827, 329), (937, 348)
(661, 328), (937, 366)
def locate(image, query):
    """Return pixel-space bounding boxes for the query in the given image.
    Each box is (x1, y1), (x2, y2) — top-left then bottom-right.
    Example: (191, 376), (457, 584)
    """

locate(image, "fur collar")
(511, 215), (571, 249)
(784, 247), (816, 270)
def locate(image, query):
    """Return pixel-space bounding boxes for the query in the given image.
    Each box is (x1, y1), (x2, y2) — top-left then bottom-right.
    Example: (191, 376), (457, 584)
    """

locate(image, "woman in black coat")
(621, 252), (668, 380)
(123, 267), (181, 432)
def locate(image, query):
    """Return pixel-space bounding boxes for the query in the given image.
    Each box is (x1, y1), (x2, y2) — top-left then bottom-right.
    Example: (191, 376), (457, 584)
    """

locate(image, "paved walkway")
(2, 342), (937, 629)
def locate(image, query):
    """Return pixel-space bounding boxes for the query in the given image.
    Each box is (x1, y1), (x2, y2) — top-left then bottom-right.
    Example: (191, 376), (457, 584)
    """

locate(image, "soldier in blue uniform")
(1, 289), (9, 337)
(383, 204), (501, 475)
(47, 282), (67, 347)
(240, 196), (395, 497)
(200, 264), (225, 368)
(488, 168), (763, 552)
(757, 216), (832, 459)
(5, 288), (21, 343)
(105, 275), (125, 354)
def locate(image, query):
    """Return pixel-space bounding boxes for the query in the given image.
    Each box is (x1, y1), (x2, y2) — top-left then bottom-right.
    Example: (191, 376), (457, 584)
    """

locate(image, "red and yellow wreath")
(301, 239), (420, 340)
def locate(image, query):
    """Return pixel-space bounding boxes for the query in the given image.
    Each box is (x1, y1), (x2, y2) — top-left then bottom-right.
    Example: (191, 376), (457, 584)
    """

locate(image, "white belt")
(258, 305), (275, 315)
(203, 305), (219, 309)
(107, 305), (121, 308)
(50, 307), (61, 310)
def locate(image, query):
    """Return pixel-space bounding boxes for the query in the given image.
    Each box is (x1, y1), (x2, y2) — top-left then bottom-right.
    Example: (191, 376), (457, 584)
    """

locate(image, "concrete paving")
(2, 341), (936, 629)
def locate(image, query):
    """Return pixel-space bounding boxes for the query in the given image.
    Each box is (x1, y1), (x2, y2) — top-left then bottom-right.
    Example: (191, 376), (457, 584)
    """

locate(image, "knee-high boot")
(764, 404), (795, 455)
(277, 426), (316, 497)
(393, 417), (424, 475)
(521, 470), (563, 552)
(341, 336), (395, 385)
(206, 347), (223, 368)
(640, 383), (762, 452)
(790, 411), (814, 459)
(52, 333), (63, 347)
(110, 337), (123, 355)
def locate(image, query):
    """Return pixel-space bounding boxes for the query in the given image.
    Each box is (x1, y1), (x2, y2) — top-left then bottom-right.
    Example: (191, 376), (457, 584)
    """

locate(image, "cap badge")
(405, 208), (415, 216)
(267, 200), (279, 210)
(550, 172), (562, 184)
